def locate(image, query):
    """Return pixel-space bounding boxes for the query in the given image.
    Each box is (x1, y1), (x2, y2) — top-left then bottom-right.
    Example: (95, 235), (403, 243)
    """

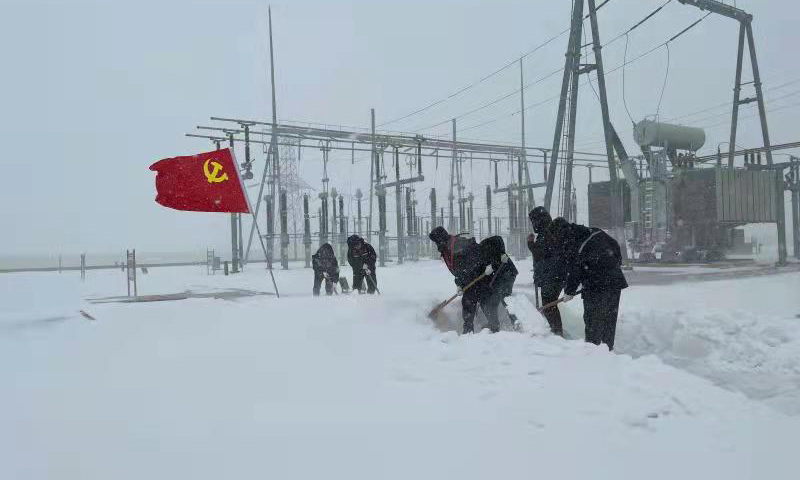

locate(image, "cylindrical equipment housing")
(633, 119), (706, 151)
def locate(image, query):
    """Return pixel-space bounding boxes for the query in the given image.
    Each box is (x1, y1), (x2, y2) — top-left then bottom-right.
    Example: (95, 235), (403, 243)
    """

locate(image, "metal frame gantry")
(677, 0), (773, 167)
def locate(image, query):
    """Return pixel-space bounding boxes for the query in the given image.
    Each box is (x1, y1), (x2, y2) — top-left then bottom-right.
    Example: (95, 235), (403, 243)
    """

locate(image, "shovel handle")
(428, 273), (487, 318)
(537, 290), (582, 312)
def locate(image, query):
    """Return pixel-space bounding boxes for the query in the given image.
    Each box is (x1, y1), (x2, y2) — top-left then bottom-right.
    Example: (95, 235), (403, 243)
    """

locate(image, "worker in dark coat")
(558, 222), (629, 350)
(478, 235), (518, 332)
(347, 235), (378, 294)
(312, 243), (339, 296)
(527, 207), (569, 336)
(429, 227), (514, 333)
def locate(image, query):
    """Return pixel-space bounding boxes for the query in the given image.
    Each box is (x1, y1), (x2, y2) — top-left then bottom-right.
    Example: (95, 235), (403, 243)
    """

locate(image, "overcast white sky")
(1, 0), (797, 257)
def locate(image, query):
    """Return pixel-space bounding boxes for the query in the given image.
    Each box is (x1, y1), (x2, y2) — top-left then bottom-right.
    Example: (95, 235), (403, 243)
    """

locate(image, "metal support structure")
(267, 6), (286, 268)
(377, 187), (387, 267)
(226, 133), (240, 273)
(678, 0), (772, 166)
(394, 147), (404, 264)
(355, 188), (363, 236)
(339, 195), (346, 261)
(331, 188), (338, 257)
(430, 188), (437, 229)
(729, 22), (745, 167)
(486, 185), (492, 236)
(265, 196), (274, 266)
(449, 119), (457, 231)
(544, 0), (584, 211)
(369, 109), (376, 244)
(775, 170), (787, 266)
(303, 194), (311, 268)
(279, 189), (289, 269)
(319, 192), (328, 245)
(745, 21), (773, 166)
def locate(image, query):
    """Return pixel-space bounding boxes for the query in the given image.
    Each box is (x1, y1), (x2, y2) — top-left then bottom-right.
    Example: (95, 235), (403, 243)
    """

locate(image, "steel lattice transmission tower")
(544, 0), (627, 256)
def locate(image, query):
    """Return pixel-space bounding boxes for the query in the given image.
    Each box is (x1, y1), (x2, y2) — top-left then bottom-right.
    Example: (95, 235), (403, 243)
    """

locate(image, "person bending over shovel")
(478, 235), (518, 332)
(347, 235), (378, 294)
(430, 226), (497, 334)
(312, 243), (340, 296)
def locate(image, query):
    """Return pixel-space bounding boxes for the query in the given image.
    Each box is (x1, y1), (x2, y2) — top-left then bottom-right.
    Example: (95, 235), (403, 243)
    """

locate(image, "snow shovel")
(427, 273), (486, 320)
(536, 290), (582, 313)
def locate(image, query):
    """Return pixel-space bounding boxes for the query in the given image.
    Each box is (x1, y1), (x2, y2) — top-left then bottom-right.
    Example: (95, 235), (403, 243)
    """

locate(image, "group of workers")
(310, 207), (627, 350)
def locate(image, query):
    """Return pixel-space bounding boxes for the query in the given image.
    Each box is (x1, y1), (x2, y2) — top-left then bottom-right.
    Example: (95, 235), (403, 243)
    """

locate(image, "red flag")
(149, 148), (250, 213)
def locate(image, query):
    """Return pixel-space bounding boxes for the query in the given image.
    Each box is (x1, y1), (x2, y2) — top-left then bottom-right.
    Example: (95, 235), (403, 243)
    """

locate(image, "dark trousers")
(461, 281), (503, 334)
(313, 273), (334, 296)
(353, 268), (378, 294)
(539, 282), (564, 335)
(582, 289), (622, 350)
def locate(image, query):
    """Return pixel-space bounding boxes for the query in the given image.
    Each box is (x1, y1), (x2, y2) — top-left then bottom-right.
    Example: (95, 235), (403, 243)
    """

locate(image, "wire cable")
(622, 33), (635, 125)
(458, 12), (712, 135)
(377, 0), (616, 129)
(655, 42), (670, 119)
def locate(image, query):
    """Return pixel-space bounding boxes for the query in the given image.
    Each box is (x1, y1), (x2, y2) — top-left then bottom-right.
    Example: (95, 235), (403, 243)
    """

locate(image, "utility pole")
(394, 147), (404, 264)
(369, 109), (376, 244)
(449, 119), (456, 232)
(303, 194), (311, 268)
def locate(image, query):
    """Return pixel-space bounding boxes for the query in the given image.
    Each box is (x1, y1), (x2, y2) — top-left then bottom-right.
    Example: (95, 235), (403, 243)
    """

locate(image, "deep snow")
(1, 260), (799, 479)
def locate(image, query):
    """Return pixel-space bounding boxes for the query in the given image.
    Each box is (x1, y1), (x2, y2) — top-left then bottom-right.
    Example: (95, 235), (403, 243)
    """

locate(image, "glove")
(362, 264), (369, 271)
(500, 253), (509, 263)
(484, 265), (493, 276)
(562, 293), (574, 303)
(457, 287), (464, 297)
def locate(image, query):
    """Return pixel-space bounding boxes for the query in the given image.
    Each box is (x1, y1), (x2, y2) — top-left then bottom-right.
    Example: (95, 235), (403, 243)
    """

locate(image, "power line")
(411, 0), (675, 133)
(376, 0), (615, 129)
(455, 12), (713, 136)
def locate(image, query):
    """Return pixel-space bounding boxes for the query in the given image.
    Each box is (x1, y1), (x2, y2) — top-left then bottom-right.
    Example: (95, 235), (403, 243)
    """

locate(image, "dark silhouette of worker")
(312, 243), (339, 296)
(558, 221), (629, 350)
(527, 207), (568, 336)
(347, 235), (378, 294)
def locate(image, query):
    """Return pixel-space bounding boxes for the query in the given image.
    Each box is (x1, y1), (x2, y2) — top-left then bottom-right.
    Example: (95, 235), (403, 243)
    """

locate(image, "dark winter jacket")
(527, 217), (569, 285)
(312, 244), (339, 281)
(479, 236), (517, 294)
(559, 223), (628, 296)
(437, 234), (485, 288)
(347, 242), (377, 271)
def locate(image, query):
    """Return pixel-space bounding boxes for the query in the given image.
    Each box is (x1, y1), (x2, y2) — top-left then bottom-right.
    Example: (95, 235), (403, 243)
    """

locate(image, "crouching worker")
(429, 226), (487, 334)
(478, 236), (518, 332)
(559, 222), (628, 350)
(312, 243), (339, 296)
(347, 235), (378, 294)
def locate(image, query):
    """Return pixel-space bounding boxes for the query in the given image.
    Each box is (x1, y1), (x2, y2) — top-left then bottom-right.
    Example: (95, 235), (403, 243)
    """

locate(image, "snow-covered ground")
(2, 261), (799, 479)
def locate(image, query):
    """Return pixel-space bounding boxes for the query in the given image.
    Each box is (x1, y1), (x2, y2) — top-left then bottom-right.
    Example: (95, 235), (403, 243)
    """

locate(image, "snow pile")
(601, 273), (800, 415)
(1, 263), (798, 479)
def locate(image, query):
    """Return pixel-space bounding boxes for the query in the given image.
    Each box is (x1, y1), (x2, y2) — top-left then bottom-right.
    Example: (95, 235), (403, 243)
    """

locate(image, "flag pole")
(232, 147), (280, 298)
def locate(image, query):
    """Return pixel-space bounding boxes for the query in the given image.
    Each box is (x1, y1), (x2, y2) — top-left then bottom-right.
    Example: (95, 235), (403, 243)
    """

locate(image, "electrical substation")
(187, 0), (800, 273)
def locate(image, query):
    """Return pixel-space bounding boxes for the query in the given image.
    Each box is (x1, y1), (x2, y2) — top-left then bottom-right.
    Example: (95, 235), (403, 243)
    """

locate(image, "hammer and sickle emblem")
(203, 159), (229, 183)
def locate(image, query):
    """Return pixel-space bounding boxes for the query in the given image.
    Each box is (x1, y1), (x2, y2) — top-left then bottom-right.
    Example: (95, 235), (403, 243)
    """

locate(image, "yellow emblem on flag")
(203, 159), (229, 183)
